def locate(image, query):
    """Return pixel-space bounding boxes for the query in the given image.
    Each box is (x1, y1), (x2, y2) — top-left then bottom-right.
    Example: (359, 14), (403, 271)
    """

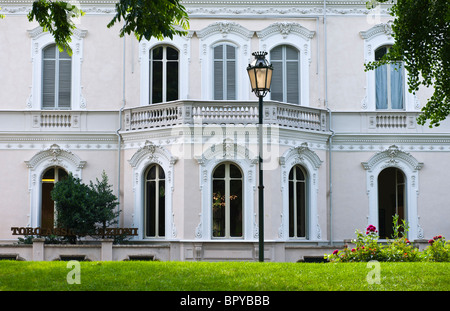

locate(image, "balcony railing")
(123, 100), (329, 132)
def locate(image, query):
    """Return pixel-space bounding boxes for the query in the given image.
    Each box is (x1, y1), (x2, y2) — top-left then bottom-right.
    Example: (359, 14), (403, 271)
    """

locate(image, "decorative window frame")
(27, 26), (87, 110)
(257, 22), (315, 107)
(139, 32), (193, 106)
(279, 143), (323, 241)
(195, 139), (257, 240)
(128, 140), (178, 240)
(360, 21), (418, 111)
(24, 144), (86, 228)
(362, 145), (424, 240)
(197, 21), (253, 101)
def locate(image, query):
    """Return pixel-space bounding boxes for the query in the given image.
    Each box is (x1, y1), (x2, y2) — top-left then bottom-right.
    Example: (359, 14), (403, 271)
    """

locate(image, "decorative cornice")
(0, 0), (392, 16)
(361, 145), (424, 171)
(27, 26), (87, 40)
(128, 140), (178, 168)
(359, 20), (394, 40)
(196, 21), (253, 39)
(25, 144), (86, 170)
(257, 22), (315, 40)
(279, 142), (322, 169)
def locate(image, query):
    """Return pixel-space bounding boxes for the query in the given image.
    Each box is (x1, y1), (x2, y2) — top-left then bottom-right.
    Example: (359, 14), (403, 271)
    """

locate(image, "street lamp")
(247, 51), (273, 262)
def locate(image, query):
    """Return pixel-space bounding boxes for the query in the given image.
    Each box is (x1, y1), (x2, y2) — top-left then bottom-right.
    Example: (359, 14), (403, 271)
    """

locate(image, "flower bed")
(325, 216), (449, 262)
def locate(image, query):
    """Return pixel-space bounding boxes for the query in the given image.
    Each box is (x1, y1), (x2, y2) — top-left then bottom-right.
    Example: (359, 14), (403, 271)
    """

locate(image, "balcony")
(122, 100), (329, 133)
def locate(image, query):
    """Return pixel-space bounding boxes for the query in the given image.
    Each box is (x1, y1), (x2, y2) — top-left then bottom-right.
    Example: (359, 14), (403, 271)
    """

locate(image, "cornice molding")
(0, 0), (392, 16)
(196, 21), (253, 39)
(257, 22), (315, 40)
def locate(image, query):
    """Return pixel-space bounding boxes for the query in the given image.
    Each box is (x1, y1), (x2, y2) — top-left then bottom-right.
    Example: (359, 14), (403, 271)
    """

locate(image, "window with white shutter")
(213, 44), (237, 100)
(270, 45), (300, 105)
(42, 44), (72, 110)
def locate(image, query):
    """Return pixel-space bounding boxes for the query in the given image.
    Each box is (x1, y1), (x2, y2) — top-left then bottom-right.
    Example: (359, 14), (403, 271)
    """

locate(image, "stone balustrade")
(123, 100), (329, 132)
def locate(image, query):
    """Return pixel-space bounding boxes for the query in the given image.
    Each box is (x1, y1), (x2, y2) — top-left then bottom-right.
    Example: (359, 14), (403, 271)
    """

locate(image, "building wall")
(1, 1), (449, 260)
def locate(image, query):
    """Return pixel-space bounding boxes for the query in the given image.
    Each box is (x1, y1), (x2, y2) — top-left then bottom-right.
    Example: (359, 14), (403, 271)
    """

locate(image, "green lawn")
(0, 261), (449, 291)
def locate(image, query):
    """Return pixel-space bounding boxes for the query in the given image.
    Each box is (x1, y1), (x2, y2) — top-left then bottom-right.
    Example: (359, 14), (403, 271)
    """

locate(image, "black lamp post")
(247, 51), (273, 262)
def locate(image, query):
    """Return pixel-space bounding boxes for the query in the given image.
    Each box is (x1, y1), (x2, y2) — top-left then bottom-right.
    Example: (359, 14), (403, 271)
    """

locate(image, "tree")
(51, 171), (120, 243)
(365, 0), (450, 127)
(26, 0), (189, 55)
(89, 171), (120, 238)
(51, 173), (96, 243)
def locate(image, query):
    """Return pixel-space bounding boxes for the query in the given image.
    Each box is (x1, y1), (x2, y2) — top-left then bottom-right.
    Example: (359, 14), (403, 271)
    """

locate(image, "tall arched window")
(213, 43), (237, 100)
(212, 163), (243, 238)
(270, 45), (300, 105)
(378, 167), (406, 238)
(150, 45), (179, 104)
(375, 45), (404, 110)
(42, 44), (72, 109)
(289, 165), (307, 238)
(41, 166), (68, 229)
(144, 164), (165, 238)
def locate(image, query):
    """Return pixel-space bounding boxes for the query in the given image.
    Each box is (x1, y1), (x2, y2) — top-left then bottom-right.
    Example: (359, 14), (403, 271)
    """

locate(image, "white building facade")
(0, 0), (449, 262)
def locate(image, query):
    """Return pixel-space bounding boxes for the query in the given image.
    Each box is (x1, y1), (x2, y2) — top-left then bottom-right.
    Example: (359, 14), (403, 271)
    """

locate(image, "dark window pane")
(375, 46), (387, 61)
(158, 183), (165, 237)
(152, 61), (163, 104)
(167, 47), (178, 60)
(229, 164), (241, 178)
(152, 46), (163, 60)
(230, 180), (242, 237)
(166, 61), (179, 101)
(213, 164), (225, 178)
(147, 165), (156, 180)
(296, 181), (306, 237)
(289, 180), (294, 237)
(146, 181), (156, 237)
(212, 180), (226, 237)
(43, 168), (55, 180)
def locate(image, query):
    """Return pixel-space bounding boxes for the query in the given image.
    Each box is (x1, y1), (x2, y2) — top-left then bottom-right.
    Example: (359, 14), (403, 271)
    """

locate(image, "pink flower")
(351, 248), (356, 252)
(332, 250), (339, 255)
(428, 239), (434, 245)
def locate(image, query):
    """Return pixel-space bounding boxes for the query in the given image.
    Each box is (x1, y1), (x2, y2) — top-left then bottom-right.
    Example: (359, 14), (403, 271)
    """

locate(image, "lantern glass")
(247, 51), (273, 97)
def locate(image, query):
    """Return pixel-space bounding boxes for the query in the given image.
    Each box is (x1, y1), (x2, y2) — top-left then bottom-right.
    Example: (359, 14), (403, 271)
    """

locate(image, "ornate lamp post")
(247, 51), (273, 262)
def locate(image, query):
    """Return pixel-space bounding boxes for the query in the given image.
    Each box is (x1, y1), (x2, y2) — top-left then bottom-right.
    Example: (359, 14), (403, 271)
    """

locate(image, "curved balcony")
(122, 100), (329, 133)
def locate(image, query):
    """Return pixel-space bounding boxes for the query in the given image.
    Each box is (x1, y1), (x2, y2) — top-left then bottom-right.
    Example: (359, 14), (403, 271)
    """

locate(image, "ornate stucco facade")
(0, 0), (449, 261)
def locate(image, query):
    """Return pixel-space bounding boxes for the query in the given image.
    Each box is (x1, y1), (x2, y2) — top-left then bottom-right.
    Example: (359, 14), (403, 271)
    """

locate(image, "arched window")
(144, 164), (165, 237)
(375, 45), (404, 110)
(289, 165), (307, 238)
(270, 45), (300, 105)
(42, 44), (72, 109)
(212, 163), (243, 238)
(378, 167), (406, 238)
(150, 45), (179, 104)
(213, 43), (237, 100)
(41, 167), (68, 229)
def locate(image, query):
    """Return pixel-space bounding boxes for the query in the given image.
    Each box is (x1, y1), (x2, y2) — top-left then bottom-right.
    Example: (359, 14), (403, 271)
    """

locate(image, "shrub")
(325, 214), (448, 262)
(423, 235), (450, 262)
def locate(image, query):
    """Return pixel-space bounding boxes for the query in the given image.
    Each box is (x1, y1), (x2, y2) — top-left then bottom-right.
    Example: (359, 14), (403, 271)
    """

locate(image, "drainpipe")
(323, 0), (335, 246)
(116, 35), (126, 227)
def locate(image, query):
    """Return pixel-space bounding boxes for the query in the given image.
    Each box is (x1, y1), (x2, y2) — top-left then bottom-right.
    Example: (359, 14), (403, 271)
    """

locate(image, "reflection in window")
(375, 46), (404, 110)
(145, 164), (165, 237)
(42, 44), (72, 109)
(150, 45), (179, 104)
(270, 45), (300, 105)
(212, 163), (242, 238)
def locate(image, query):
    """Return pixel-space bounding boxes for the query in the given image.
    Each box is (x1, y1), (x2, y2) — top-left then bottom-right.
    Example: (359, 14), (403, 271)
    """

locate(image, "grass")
(0, 261), (449, 291)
